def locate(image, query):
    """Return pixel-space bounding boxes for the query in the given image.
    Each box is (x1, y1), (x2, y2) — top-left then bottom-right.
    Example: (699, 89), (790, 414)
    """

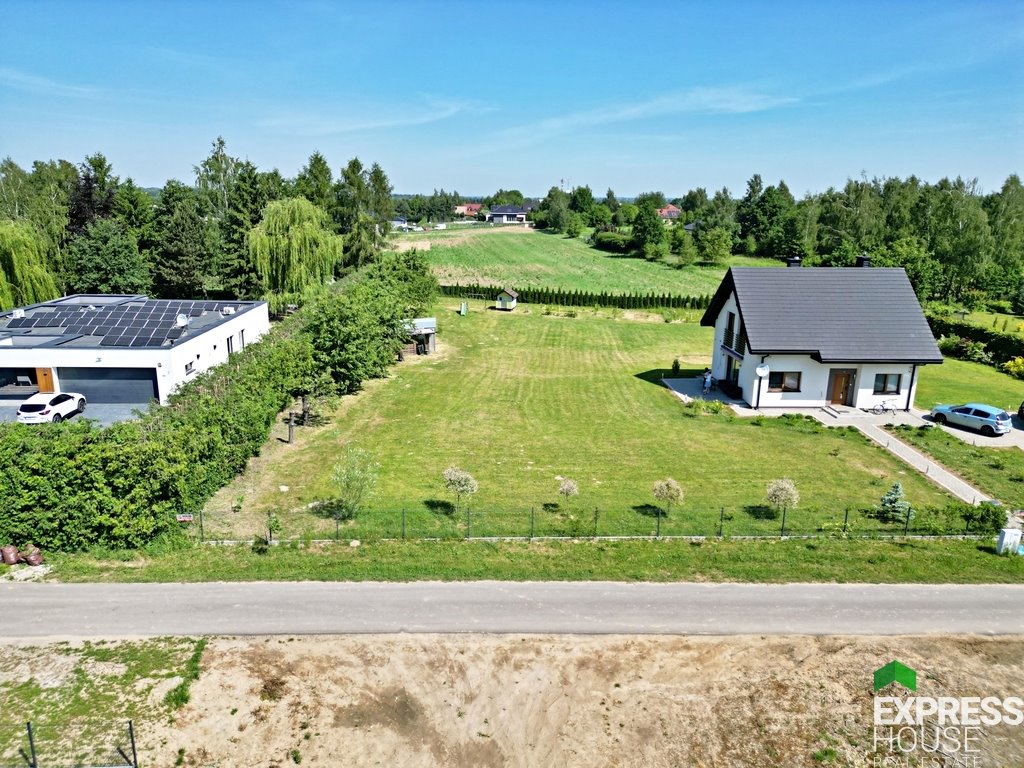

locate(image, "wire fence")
(197, 502), (996, 545)
(0, 721), (137, 768)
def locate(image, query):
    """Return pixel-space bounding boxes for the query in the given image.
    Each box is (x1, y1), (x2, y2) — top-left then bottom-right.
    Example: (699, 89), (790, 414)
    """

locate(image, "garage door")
(56, 367), (158, 404)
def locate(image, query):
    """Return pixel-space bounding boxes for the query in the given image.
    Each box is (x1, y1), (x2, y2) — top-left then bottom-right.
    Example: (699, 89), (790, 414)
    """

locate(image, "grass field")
(914, 356), (1024, 412)
(966, 309), (1024, 337)
(203, 302), (953, 542)
(395, 227), (777, 296)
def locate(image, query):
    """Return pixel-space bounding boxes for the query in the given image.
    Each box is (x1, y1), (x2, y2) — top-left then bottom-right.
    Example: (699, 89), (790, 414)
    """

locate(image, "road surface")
(2, 582), (1022, 638)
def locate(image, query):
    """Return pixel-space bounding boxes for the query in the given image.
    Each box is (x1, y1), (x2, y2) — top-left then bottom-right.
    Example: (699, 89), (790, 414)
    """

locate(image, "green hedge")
(0, 251), (437, 552)
(925, 312), (1024, 366)
(440, 282), (711, 311)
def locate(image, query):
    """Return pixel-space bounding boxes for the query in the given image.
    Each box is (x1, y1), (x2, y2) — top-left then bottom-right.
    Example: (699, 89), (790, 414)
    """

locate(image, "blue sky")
(1, 1), (1021, 198)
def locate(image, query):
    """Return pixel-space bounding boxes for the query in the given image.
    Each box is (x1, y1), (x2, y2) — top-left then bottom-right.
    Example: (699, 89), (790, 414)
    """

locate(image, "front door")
(829, 371), (851, 405)
(35, 368), (54, 394)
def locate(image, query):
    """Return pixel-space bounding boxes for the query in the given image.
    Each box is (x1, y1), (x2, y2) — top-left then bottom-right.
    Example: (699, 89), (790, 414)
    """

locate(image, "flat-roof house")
(0, 295), (270, 407)
(486, 205), (531, 223)
(699, 259), (942, 410)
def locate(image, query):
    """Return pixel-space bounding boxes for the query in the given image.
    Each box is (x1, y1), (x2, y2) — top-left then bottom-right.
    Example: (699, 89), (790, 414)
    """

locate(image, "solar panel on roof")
(129, 337), (150, 347)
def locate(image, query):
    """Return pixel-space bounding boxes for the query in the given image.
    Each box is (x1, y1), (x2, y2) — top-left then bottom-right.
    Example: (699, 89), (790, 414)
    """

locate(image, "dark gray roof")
(700, 267), (942, 364)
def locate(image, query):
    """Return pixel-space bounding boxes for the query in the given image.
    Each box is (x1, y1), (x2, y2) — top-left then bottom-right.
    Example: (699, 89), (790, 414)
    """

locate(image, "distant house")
(496, 289), (518, 311)
(657, 204), (681, 220)
(699, 258), (942, 410)
(486, 205), (531, 223)
(391, 215), (411, 231)
(454, 203), (482, 218)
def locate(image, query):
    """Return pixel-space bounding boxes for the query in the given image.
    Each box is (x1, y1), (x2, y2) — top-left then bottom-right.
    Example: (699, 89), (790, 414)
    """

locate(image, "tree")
(367, 162), (395, 248)
(670, 226), (699, 265)
(984, 174), (1024, 292)
(875, 482), (911, 525)
(538, 186), (570, 232)
(652, 478), (683, 518)
(0, 220), (60, 309)
(634, 191), (667, 209)
(565, 212), (584, 238)
(67, 218), (150, 294)
(193, 136), (238, 223)
(485, 189), (524, 208)
(615, 203), (638, 227)
(696, 226), (733, 264)
(569, 185), (595, 215)
(766, 478), (799, 511)
(246, 197), (343, 309)
(916, 177), (994, 300)
(559, 478), (579, 508)
(442, 466), (478, 514)
(294, 151), (334, 213)
(113, 179), (156, 256)
(588, 204), (613, 229)
(67, 152), (118, 237)
(603, 188), (620, 213)
(631, 200), (664, 253)
(223, 161), (279, 298)
(152, 191), (219, 298)
(330, 447), (379, 521)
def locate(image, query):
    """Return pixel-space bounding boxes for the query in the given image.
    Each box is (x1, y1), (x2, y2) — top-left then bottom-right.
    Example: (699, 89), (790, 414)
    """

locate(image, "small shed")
(496, 289), (518, 311)
(403, 317), (437, 356)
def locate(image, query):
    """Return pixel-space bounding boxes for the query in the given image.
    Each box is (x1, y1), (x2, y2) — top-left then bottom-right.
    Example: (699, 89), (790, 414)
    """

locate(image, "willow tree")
(246, 197), (343, 310)
(0, 220), (60, 310)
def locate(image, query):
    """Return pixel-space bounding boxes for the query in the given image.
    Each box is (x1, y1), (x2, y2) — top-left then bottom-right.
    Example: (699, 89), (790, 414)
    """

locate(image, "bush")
(1002, 356), (1024, 380)
(592, 231), (632, 254)
(873, 482), (913, 525)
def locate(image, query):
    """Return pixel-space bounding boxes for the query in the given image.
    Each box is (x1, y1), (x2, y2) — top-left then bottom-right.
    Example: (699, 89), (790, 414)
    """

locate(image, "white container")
(996, 528), (1022, 555)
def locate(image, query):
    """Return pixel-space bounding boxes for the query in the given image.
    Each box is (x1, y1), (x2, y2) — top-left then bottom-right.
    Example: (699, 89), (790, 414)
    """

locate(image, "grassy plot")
(914, 356), (1024, 412)
(46, 538), (1024, 583)
(204, 303), (952, 542)
(887, 425), (1024, 509)
(0, 638), (201, 766)
(401, 226), (776, 295)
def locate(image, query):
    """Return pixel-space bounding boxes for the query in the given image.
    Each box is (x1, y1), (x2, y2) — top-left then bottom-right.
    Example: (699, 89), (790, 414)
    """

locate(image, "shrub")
(1002, 356), (1024, 380)
(874, 482), (913, 525)
(592, 231), (632, 254)
(962, 501), (1007, 535)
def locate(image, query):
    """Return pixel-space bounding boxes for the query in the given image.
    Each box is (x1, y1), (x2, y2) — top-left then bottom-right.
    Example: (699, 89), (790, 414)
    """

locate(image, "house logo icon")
(873, 660), (917, 692)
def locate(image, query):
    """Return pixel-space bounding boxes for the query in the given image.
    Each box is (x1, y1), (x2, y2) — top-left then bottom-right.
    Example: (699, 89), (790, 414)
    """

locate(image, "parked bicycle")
(869, 398), (899, 416)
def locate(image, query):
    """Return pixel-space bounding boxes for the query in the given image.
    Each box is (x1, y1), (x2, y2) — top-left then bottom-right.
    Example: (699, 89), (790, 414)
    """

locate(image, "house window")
(768, 371), (801, 392)
(724, 312), (736, 349)
(240, 329), (245, 349)
(227, 336), (234, 355)
(185, 361), (195, 375)
(873, 373), (902, 394)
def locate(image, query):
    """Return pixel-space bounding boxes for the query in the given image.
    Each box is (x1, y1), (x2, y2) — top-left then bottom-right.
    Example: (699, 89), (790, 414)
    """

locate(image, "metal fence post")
(530, 507), (534, 540)
(655, 509), (661, 538)
(593, 508), (599, 539)
(401, 508), (406, 540)
(719, 507), (724, 538)
(904, 506), (912, 536)
(129, 719), (139, 768)
(780, 506), (787, 538)
(843, 507), (850, 535)
(25, 721), (37, 768)
(465, 506), (470, 539)
(199, 506), (204, 543)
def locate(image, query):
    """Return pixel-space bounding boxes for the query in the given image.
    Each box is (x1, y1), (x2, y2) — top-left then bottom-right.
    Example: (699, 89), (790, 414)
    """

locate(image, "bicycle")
(869, 398), (899, 416)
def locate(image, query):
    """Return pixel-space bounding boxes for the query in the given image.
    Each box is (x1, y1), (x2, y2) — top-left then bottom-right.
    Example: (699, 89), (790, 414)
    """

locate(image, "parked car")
(930, 402), (1011, 437)
(16, 392), (86, 424)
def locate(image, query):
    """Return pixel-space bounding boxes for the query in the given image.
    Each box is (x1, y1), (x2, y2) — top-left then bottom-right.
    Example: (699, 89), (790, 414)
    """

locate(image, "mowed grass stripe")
(209, 305), (952, 540)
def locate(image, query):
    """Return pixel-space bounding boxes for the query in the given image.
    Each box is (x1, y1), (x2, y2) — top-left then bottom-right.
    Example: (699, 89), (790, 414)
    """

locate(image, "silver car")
(930, 402), (1011, 437)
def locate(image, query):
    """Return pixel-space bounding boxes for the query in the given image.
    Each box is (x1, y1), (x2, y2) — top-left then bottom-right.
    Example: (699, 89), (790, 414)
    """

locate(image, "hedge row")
(0, 251), (437, 551)
(440, 283), (711, 311)
(925, 312), (1024, 366)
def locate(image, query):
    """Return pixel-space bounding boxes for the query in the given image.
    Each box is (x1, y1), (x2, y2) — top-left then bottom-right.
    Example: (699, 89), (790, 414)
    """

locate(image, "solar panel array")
(4, 300), (237, 347)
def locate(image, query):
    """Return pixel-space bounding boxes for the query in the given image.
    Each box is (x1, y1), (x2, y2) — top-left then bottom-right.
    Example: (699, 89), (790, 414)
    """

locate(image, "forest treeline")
(0, 139), (397, 311)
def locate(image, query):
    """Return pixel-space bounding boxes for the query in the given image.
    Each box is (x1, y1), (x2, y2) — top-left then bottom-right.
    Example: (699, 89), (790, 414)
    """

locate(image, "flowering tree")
(652, 478), (683, 518)
(766, 478), (799, 511)
(442, 466), (478, 514)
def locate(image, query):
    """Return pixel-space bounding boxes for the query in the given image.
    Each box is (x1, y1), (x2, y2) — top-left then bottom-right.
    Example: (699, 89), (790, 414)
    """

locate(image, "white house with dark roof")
(0, 294), (270, 406)
(699, 259), (942, 410)
(496, 289), (518, 311)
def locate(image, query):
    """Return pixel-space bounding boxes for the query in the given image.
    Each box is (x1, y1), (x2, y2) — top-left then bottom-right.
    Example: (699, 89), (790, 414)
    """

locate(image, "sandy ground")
(133, 634), (1024, 768)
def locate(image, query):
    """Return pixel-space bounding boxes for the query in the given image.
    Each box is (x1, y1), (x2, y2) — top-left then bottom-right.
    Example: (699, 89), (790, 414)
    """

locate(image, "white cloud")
(255, 98), (477, 137)
(0, 67), (98, 98)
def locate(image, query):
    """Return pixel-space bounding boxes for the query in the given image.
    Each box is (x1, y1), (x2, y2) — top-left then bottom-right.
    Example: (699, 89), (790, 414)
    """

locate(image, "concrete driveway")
(0, 402), (149, 428)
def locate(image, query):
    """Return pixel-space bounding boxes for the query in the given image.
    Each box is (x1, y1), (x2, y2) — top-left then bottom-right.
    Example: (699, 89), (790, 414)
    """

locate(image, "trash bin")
(996, 528), (1022, 555)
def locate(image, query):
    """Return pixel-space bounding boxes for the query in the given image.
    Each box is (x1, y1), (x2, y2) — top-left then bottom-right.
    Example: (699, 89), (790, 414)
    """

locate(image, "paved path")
(2, 582), (1022, 639)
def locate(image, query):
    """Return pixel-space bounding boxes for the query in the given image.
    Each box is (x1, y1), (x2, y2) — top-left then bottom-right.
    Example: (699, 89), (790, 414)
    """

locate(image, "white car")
(16, 392), (86, 424)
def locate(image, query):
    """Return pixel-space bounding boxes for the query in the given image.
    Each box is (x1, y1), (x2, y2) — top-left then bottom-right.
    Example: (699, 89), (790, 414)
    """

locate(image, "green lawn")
(46, 538), (1024, 584)
(397, 227), (777, 296)
(888, 424), (1024, 509)
(966, 309), (1024, 337)
(914, 357), (1024, 412)
(204, 303), (952, 542)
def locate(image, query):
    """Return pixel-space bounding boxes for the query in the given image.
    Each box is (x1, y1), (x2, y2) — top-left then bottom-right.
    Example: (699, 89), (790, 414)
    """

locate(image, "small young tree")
(330, 447), (379, 521)
(443, 466), (478, 514)
(766, 478), (799, 511)
(876, 482), (911, 525)
(559, 478), (579, 509)
(653, 478), (683, 518)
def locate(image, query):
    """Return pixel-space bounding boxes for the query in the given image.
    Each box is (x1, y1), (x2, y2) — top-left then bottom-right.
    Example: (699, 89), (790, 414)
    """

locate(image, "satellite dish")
(755, 364), (770, 378)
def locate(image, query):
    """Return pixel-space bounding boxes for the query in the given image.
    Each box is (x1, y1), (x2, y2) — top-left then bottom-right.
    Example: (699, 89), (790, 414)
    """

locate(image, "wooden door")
(35, 368), (54, 393)
(830, 372), (850, 405)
